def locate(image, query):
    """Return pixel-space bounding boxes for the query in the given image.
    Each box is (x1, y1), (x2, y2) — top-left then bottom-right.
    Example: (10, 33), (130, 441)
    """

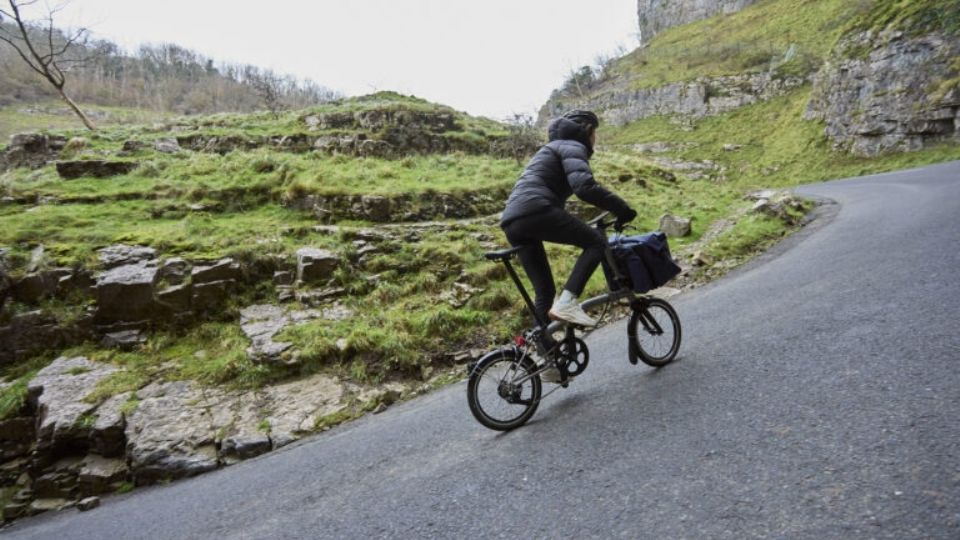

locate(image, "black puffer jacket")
(500, 117), (632, 227)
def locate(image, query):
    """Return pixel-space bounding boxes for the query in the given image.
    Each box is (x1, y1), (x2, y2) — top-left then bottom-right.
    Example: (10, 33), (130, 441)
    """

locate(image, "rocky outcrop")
(55, 160), (139, 179)
(176, 128), (505, 158)
(124, 381), (221, 484)
(0, 134), (67, 171)
(540, 71), (807, 126)
(659, 214), (692, 238)
(637, 0), (758, 41)
(98, 244), (156, 269)
(287, 185), (511, 223)
(2, 358), (412, 521)
(93, 262), (170, 327)
(27, 357), (118, 454)
(0, 311), (92, 368)
(805, 30), (960, 156)
(296, 248), (340, 285)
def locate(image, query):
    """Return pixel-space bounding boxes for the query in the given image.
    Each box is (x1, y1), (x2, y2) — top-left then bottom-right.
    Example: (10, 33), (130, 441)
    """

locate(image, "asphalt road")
(5, 161), (959, 539)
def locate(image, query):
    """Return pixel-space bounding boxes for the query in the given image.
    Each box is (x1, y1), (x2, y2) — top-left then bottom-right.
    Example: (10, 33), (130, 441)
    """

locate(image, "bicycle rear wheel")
(467, 348), (541, 431)
(629, 298), (681, 367)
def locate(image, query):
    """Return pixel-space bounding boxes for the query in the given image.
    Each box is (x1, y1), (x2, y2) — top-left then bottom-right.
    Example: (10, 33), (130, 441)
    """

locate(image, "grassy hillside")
(3, 91), (808, 414)
(603, 87), (960, 190)
(0, 102), (174, 144)
(609, 0), (862, 89)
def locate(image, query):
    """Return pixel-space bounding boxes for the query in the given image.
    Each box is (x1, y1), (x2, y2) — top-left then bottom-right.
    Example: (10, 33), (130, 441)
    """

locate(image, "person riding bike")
(500, 110), (637, 338)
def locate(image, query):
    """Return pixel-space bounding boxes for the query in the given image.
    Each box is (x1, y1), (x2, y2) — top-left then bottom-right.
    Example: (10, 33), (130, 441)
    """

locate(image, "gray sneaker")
(548, 299), (597, 327)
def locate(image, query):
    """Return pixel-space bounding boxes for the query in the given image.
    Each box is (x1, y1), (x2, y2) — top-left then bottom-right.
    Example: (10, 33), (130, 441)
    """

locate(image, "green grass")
(604, 0), (867, 91)
(0, 102), (173, 147)
(0, 374), (32, 420)
(604, 86), (960, 190)
(847, 0), (960, 36)
(0, 202), (322, 273)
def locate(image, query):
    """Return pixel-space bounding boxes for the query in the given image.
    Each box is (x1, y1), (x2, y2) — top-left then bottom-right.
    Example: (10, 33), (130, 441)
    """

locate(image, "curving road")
(5, 161), (960, 539)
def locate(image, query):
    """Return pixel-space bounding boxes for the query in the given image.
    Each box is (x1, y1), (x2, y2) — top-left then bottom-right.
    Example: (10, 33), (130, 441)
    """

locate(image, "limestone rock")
(55, 160), (138, 179)
(153, 138), (181, 153)
(29, 498), (70, 514)
(0, 133), (65, 171)
(296, 287), (346, 306)
(157, 283), (192, 312)
(239, 304), (324, 364)
(94, 263), (168, 325)
(207, 392), (272, 466)
(33, 469), (78, 499)
(190, 258), (240, 284)
(273, 270), (294, 286)
(0, 417), (35, 461)
(157, 257), (189, 285)
(97, 244), (157, 270)
(637, 0), (758, 41)
(125, 381), (220, 484)
(100, 330), (147, 350)
(691, 251), (713, 267)
(240, 304), (292, 363)
(262, 374), (345, 448)
(806, 30), (960, 156)
(64, 137), (88, 152)
(12, 268), (70, 304)
(121, 140), (145, 152)
(191, 279), (233, 312)
(3, 502), (28, 520)
(540, 70), (805, 127)
(90, 392), (130, 457)
(78, 455), (128, 495)
(0, 310), (88, 368)
(304, 115), (321, 129)
(27, 357), (119, 452)
(440, 282), (484, 308)
(77, 496), (101, 511)
(296, 247), (340, 285)
(659, 214), (692, 238)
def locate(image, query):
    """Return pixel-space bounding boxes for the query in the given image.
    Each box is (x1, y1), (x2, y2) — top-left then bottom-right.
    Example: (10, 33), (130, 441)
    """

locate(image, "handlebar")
(586, 211), (628, 233)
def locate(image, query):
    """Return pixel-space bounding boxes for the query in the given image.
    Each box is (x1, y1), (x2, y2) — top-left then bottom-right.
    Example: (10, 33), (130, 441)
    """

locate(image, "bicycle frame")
(495, 223), (640, 336)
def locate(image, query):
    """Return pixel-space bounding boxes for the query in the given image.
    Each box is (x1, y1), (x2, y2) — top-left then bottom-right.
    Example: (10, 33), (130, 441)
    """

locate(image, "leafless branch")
(2, 0), (95, 128)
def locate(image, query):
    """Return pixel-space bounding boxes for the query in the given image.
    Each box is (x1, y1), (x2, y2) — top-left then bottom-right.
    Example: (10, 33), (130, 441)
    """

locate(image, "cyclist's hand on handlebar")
(615, 208), (637, 231)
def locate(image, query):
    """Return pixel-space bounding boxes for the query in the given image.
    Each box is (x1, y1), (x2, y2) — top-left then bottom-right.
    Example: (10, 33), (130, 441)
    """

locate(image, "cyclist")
(500, 110), (637, 337)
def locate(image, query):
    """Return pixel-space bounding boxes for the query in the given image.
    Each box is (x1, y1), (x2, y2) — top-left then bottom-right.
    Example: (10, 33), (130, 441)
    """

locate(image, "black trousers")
(502, 207), (607, 327)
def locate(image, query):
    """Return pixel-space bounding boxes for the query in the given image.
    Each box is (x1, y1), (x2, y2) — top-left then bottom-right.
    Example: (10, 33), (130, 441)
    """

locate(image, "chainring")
(559, 337), (590, 377)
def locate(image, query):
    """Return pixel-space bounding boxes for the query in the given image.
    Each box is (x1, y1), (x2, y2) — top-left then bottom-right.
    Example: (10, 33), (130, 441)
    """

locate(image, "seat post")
(501, 258), (548, 329)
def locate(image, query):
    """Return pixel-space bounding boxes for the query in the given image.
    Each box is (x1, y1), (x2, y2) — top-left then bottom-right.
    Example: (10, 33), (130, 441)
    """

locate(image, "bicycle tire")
(467, 348), (541, 431)
(629, 298), (681, 367)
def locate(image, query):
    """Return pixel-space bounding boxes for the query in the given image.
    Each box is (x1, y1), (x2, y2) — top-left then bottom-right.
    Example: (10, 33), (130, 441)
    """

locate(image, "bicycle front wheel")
(467, 348), (541, 431)
(629, 298), (681, 367)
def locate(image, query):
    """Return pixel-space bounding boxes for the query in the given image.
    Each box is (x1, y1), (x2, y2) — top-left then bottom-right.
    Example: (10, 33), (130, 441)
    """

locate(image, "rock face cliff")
(540, 71), (807, 127)
(637, 0), (759, 41)
(805, 30), (960, 156)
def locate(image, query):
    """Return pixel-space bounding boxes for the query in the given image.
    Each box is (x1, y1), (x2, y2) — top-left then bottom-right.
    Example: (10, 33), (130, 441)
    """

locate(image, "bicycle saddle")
(484, 246), (524, 261)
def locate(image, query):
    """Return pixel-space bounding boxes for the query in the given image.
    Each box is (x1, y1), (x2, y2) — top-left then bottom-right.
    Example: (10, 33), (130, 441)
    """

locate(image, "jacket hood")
(547, 117), (594, 157)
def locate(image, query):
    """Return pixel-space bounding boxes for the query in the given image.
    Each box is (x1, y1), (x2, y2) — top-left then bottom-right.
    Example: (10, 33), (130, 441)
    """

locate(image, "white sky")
(45, 0), (639, 120)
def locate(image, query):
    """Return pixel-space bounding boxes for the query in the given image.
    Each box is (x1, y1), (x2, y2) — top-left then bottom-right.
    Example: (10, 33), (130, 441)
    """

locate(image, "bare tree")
(503, 113), (542, 165)
(247, 68), (288, 119)
(0, 0), (96, 129)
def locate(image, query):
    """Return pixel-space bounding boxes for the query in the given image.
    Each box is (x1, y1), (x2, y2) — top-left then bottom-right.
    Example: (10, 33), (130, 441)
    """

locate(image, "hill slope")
(544, 0), (960, 172)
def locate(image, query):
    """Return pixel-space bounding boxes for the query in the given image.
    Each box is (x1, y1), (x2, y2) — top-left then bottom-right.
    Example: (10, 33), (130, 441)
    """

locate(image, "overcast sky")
(46, 0), (639, 119)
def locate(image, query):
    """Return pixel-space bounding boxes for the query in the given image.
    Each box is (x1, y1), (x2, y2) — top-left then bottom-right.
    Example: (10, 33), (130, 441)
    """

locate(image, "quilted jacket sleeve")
(556, 142), (633, 219)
